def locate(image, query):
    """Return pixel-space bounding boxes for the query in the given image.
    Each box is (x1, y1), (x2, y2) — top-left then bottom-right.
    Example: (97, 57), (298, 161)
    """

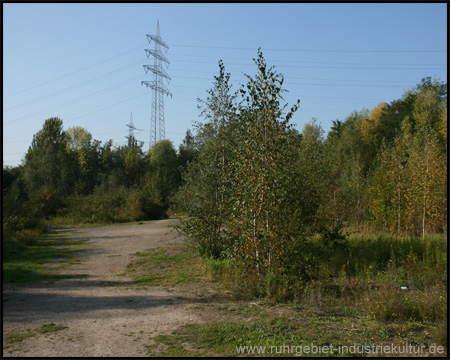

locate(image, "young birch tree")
(227, 49), (300, 286)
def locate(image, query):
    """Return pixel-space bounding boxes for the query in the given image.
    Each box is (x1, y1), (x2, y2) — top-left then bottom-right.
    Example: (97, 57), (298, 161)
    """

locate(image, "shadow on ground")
(3, 290), (215, 323)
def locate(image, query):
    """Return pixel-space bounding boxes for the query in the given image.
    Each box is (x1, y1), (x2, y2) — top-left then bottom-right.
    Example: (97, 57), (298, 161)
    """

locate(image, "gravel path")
(2, 220), (217, 357)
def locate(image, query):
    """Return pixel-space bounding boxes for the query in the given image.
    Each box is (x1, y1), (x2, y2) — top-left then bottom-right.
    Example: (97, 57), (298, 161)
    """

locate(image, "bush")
(283, 225), (349, 284)
(3, 229), (42, 257)
(26, 185), (64, 219)
(202, 256), (229, 281)
(138, 173), (169, 220)
(52, 181), (169, 224)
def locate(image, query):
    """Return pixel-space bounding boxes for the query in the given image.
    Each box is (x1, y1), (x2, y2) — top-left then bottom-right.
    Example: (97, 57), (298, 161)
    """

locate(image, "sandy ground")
(2, 219), (228, 357)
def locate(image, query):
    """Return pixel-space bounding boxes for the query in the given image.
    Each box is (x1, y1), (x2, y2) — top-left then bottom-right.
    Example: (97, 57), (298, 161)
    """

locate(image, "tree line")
(175, 50), (447, 296)
(3, 50), (447, 297)
(3, 118), (193, 231)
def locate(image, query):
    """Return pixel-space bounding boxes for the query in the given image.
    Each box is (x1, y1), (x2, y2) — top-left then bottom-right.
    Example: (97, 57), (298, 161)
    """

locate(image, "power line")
(4, 44), (444, 113)
(4, 44), (147, 98)
(170, 59), (445, 70)
(159, 18), (445, 28)
(5, 59), (147, 112)
(169, 53), (445, 67)
(4, 75), (144, 125)
(3, 68), (421, 130)
(3, 61), (434, 116)
(170, 43), (446, 53)
(170, 68), (421, 84)
(6, 91), (149, 141)
(171, 75), (417, 88)
(3, 15), (166, 82)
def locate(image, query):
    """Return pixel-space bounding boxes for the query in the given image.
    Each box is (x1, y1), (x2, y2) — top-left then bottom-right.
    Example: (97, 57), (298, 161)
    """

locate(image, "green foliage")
(202, 256), (229, 281)
(56, 182), (168, 224)
(147, 139), (180, 204)
(176, 59), (237, 258)
(368, 125), (447, 235)
(4, 323), (68, 348)
(323, 110), (369, 230)
(138, 172), (168, 220)
(3, 230), (90, 285)
(3, 117), (185, 230)
(24, 117), (76, 196)
(149, 308), (446, 356)
(178, 129), (200, 172)
(3, 50), (447, 338)
(175, 51), (447, 307)
(125, 245), (204, 287)
(225, 49), (300, 290)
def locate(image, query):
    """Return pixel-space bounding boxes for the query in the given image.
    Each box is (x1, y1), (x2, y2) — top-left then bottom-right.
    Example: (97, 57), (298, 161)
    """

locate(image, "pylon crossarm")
(146, 34), (169, 50)
(141, 81), (172, 97)
(145, 49), (170, 64)
(143, 65), (171, 81)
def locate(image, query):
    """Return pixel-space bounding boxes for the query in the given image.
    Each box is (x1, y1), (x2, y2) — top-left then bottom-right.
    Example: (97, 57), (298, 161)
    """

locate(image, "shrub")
(366, 281), (447, 323)
(202, 256), (229, 281)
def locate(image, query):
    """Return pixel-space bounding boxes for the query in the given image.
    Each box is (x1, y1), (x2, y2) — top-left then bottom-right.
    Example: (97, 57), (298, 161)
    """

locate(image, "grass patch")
(125, 244), (205, 287)
(3, 229), (93, 285)
(4, 323), (68, 347)
(147, 307), (445, 357)
(36, 323), (68, 334)
(151, 231), (446, 356)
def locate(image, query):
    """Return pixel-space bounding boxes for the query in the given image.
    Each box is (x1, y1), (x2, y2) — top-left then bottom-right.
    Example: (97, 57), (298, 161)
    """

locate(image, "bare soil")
(2, 219), (236, 357)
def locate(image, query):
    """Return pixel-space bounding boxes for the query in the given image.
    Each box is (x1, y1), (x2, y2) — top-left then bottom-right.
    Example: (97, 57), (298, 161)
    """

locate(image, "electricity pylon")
(141, 20), (172, 149)
(125, 112), (144, 147)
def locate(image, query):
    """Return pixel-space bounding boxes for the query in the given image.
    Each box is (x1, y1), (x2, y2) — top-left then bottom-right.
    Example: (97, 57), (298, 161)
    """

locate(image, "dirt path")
(2, 220), (225, 357)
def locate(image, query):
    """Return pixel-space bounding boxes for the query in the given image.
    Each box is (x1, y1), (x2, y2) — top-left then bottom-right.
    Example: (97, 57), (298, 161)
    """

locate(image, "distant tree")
(178, 129), (199, 173)
(66, 126), (101, 194)
(413, 86), (443, 136)
(294, 119), (328, 231)
(324, 110), (368, 229)
(360, 102), (388, 172)
(369, 130), (409, 234)
(147, 139), (180, 204)
(122, 134), (144, 187)
(2, 165), (27, 232)
(23, 117), (75, 197)
(407, 129), (447, 236)
(3, 165), (24, 194)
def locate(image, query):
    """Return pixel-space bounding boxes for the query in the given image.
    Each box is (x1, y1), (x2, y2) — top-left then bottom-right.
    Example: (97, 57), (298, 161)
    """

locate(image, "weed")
(3, 230), (93, 285)
(4, 323), (68, 346)
(125, 244), (205, 287)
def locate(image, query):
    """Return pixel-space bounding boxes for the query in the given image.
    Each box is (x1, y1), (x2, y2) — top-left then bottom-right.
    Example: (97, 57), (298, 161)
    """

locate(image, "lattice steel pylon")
(126, 112), (136, 143)
(141, 20), (172, 149)
(126, 112), (145, 148)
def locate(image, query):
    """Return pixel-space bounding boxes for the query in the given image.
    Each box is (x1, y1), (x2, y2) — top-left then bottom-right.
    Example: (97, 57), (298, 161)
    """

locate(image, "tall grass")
(208, 232), (446, 337)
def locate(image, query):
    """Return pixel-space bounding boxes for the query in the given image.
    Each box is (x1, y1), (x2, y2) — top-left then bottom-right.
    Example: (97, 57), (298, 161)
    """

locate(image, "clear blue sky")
(3, 3), (447, 167)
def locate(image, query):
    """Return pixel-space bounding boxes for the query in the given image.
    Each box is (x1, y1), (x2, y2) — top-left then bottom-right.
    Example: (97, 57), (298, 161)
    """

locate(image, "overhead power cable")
(4, 75), (144, 125)
(170, 59), (445, 70)
(4, 44), (147, 98)
(170, 44), (446, 53)
(5, 59), (147, 112)
(169, 52), (445, 67)
(6, 91), (149, 141)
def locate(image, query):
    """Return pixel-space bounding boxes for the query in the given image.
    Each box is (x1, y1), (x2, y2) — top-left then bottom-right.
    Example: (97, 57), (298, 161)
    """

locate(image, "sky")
(3, 3), (447, 167)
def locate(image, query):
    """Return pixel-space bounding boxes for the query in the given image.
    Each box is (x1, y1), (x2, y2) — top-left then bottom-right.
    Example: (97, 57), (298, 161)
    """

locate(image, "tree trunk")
(253, 213), (261, 280)
(422, 155), (429, 239)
